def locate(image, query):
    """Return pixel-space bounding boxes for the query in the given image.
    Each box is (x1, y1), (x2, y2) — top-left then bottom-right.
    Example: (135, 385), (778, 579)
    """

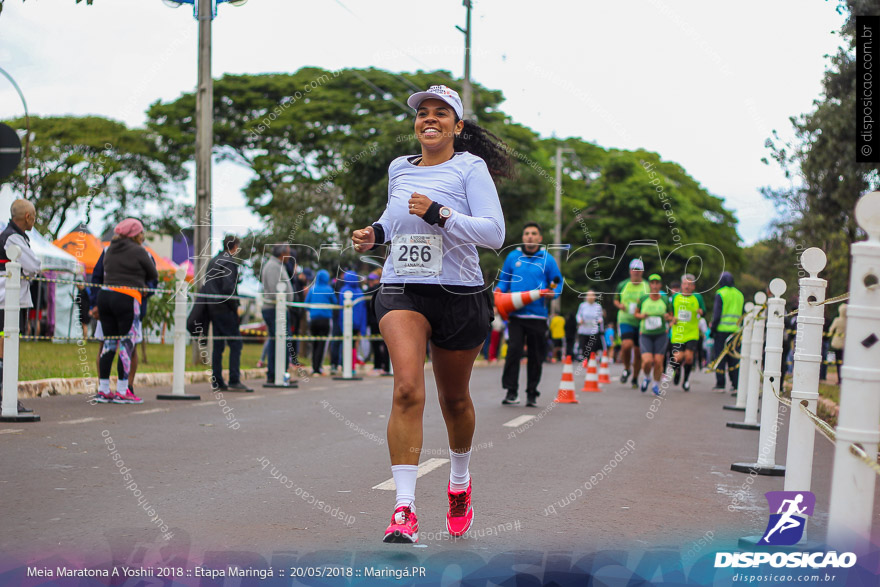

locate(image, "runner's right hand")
(351, 226), (375, 252)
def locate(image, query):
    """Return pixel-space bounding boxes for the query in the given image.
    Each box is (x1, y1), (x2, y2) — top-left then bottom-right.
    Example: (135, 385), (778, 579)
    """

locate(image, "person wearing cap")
(350, 84), (510, 544)
(365, 271), (390, 374)
(0, 199), (40, 414)
(95, 218), (158, 404)
(710, 271), (744, 391)
(668, 273), (706, 391)
(614, 259), (651, 388)
(633, 274), (673, 395)
(498, 222), (563, 407)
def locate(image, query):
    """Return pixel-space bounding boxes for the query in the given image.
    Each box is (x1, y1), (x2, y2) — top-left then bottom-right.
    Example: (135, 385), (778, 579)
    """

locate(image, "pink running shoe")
(446, 481), (474, 537)
(93, 391), (115, 404)
(383, 505), (418, 543)
(113, 390), (144, 404)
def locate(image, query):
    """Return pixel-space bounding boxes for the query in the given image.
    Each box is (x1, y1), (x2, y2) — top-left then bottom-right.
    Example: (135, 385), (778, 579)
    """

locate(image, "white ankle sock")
(449, 448), (472, 492)
(99, 379), (110, 394)
(117, 379), (129, 394)
(392, 464), (419, 510)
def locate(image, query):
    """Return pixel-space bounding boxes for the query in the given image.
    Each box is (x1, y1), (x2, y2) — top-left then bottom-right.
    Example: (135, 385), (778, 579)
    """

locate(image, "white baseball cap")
(629, 258), (645, 271)
(407, 85), (464, 120)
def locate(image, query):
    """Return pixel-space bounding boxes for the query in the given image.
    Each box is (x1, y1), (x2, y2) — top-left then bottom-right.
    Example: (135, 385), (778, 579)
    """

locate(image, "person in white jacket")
(0, 199), (41, 413)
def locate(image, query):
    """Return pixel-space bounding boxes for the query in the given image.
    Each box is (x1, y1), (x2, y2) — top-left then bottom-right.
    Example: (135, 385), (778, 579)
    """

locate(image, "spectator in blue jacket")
(305, 269), (336, 376)
(338, 270), (367, 370)
(496, 222), (563, 407)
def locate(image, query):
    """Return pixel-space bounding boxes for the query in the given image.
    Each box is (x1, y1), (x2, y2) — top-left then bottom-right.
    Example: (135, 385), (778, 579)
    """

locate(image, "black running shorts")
(672, 339), (699, 353)
(374, 283), (493, 351)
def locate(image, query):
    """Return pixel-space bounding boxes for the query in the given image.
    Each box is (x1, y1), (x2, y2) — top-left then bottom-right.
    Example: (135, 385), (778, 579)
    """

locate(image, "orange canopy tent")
(53, 227), (105, 274)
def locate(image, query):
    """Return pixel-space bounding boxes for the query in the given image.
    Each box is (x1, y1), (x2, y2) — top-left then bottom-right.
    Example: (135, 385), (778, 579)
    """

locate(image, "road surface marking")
(503, 415), (536, 428)
(238, 396), (263, 401)
(0, 429), (23, 434)
(372, 458), (449, 491)
(132, 408), (169, 415)
(192, 401), (218, 407)
(59, 417), (104, 425)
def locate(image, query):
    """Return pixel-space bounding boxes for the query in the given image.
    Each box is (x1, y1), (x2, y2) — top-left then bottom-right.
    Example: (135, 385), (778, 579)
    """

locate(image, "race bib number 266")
(392, 234), (443, 277)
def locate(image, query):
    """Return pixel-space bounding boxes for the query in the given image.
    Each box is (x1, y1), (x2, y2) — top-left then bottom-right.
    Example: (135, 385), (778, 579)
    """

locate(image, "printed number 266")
(398, 245), (432, 263)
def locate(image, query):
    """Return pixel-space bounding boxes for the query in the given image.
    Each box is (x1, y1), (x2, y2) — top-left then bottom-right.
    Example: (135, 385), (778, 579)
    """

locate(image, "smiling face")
(415, 98), (463, 151)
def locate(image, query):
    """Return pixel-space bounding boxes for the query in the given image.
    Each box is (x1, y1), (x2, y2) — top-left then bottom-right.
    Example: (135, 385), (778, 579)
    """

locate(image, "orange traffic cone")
(581, 353), (601, 392)
(554, 356), (578, 403)
(494, 288), (549, 321)
(597, 350), (611, 384)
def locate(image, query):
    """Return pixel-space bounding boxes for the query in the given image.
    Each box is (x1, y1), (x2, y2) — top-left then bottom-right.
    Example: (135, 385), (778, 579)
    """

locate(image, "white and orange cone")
(581, 353), (601, 392)
(554, 356), (578, 403)
(494, 288), (550, 321)
(597, 350), (611, 384)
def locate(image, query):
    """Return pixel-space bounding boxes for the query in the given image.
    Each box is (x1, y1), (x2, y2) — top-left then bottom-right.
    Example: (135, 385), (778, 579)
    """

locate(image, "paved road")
(1, 360), (876, 577)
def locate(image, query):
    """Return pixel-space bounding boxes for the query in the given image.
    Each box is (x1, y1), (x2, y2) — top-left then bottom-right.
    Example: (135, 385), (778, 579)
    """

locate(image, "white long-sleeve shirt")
(576, 301), (604, 336)
(1, 234), (42, 309)
(376, 152), (505, 286)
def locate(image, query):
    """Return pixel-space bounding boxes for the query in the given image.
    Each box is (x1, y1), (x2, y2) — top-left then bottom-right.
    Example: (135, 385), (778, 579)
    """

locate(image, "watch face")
(440, 207), (452, 218)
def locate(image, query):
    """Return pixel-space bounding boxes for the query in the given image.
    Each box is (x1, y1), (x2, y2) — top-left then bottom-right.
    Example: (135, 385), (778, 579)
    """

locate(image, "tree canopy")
(146, 67), (741, 308)
(0, 115), (189, 239)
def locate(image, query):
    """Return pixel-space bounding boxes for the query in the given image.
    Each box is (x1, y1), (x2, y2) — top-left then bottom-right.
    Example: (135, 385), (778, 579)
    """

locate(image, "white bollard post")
(827, 191), (880, 552)
(783, 248), (827, 498)
(728, 294), (766, 430)
(264, 280), (295, 388)
(732, 278), (786, 475)
(0, 245), (39, 422)
(333, 290), (362, 381)
(158, 266), (200, 401)
(725, 302), (754, 411)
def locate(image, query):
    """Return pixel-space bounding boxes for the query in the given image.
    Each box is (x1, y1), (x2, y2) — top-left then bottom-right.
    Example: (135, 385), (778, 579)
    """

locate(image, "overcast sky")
(0, 0), (847, 247)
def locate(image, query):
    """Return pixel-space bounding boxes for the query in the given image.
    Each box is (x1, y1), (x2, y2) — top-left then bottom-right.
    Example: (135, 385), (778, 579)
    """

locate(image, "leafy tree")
(762, 0), (880, 297)
(0, 116), (189, 239)
(146, 67), (551, 270)
(546, 139), (741, 316)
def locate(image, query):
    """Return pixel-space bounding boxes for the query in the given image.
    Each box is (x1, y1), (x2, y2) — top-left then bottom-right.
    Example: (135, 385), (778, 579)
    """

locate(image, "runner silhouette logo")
(758, 491), (816, 546)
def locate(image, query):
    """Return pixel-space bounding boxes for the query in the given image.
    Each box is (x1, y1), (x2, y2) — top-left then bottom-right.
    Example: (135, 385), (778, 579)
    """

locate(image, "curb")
(18, 368), (267, 399)
(18, 359), (500, 399)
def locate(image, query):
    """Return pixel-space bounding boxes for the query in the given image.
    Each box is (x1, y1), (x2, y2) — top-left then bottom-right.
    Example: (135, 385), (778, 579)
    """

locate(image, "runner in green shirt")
(668, 273), (706, 391)
(613, 259), (651, 388)
(633, 274), (672, 395)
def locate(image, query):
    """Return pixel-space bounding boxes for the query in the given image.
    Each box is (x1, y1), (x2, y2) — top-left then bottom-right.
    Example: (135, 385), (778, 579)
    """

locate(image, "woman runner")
(351, 84), (511, 543)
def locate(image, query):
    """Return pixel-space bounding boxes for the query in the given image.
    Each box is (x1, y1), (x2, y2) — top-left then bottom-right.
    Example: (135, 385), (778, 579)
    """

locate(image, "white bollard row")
(0, 245), (39, 422)
(827, 191), (880, 552)
(158, 266), (200, 401)
(727, 192), (880, 553)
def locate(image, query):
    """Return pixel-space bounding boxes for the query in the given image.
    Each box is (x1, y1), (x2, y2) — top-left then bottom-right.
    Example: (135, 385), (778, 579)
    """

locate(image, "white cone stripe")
(372, 457), (450, 490)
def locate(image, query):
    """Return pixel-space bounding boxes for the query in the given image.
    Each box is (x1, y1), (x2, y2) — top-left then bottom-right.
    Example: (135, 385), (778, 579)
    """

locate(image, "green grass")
(19, 341), (268, 381)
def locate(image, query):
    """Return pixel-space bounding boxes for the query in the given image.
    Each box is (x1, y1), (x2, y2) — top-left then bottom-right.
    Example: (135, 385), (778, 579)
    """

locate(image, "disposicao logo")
(759, 491), (815, 546)
(714, 491), (857, 569)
